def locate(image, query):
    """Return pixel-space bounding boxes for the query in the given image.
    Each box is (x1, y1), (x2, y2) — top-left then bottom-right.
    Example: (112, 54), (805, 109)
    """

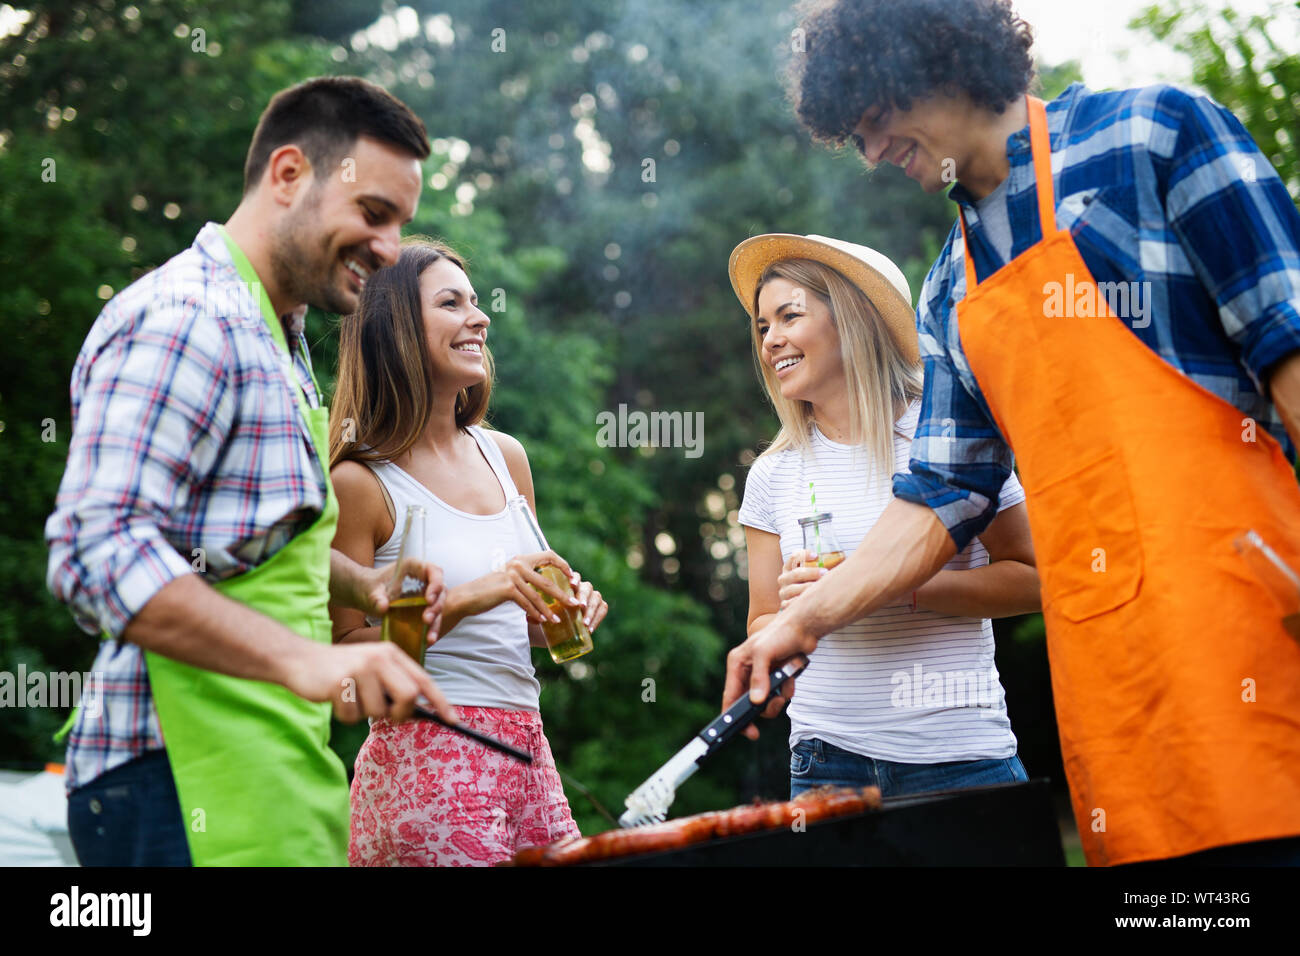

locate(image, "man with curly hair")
(725, 0), (1300, 866)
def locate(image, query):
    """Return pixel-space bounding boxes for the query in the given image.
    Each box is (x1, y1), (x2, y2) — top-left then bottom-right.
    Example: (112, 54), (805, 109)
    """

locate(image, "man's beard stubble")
(268, 190), (354, 316)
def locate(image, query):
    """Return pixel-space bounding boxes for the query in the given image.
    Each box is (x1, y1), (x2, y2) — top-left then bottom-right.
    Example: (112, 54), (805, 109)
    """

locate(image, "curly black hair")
(790, 0), (1035, 145)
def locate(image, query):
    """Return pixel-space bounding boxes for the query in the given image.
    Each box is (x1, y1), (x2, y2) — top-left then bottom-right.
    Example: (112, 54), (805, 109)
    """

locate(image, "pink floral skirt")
(348, 706), (581, 867)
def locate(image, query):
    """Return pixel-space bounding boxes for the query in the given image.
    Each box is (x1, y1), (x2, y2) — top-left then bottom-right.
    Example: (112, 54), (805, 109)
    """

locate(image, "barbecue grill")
(584, 779), (1065, 866)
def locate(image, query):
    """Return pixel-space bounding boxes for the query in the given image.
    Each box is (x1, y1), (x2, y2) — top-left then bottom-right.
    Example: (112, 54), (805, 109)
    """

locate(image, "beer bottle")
(382, 505), (430, 664)
(508, 495), (593, 663)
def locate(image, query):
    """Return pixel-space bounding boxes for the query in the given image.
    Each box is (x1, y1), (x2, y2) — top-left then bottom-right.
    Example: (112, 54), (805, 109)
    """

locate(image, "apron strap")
(959, 211), (978, 293)
(215, 224), (325, 404)
(1026, 95), (1055, 238)
(957, 94), (1053, 294)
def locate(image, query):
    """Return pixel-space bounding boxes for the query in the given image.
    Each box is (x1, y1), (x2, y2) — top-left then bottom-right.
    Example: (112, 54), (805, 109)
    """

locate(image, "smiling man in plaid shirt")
(45, 76), (457, 866)
(726, 0), (1300, 865)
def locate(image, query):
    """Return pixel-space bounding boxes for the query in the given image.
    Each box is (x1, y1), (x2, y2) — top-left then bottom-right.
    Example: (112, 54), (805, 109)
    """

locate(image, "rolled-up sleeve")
(45, 296), (233, 638)
(893, 266), (1015, 553)
(1162, 87), (1300, 388)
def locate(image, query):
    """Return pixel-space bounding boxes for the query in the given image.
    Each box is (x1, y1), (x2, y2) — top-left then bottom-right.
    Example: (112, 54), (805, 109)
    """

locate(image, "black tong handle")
(382, 693), (534, 764)
(698, 654), (808, 752)
(411, 704), (534, 764)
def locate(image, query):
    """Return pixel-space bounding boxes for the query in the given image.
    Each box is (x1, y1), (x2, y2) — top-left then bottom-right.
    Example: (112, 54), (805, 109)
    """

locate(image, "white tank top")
(365, 426), (541, 711)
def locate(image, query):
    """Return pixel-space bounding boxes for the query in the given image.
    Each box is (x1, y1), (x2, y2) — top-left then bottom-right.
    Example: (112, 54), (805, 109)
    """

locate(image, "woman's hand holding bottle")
(492, 550), (580, 624)
(570, 573), (609, 631)
(778, 548), (830, 610)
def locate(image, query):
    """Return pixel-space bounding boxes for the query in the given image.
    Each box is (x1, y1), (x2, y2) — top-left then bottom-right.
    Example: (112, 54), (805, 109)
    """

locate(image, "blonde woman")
(729, 234), (1041, 798)
(328, 238), (607, 865)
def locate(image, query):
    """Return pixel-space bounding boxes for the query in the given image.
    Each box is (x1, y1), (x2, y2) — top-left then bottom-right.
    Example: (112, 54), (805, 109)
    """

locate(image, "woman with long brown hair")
(328, 238), (607, 866)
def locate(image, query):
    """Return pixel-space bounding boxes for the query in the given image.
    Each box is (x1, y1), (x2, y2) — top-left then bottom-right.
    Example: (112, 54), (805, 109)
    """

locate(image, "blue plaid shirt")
(893, 83), (1300, 551)
(46, 223), (327, 790)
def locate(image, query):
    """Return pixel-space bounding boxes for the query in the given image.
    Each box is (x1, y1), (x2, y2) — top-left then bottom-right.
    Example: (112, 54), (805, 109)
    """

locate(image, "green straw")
(809, 481), (823, 567)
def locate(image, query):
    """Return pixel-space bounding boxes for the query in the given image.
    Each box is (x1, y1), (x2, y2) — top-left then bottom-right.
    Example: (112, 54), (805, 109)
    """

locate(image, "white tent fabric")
(0, 769), (77, 866)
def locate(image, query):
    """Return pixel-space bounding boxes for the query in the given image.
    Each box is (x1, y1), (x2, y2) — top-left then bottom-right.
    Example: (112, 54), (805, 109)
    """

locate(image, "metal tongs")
(618, 655), (808, 827)
(1235, 529), (1300, 642)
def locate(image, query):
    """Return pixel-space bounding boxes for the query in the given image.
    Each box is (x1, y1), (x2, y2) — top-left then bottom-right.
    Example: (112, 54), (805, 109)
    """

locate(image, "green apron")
(134, 227), (349, 864)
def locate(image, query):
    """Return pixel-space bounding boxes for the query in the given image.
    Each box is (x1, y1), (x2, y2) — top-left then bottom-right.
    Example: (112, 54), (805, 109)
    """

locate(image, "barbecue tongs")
(618, 655), (808, 828)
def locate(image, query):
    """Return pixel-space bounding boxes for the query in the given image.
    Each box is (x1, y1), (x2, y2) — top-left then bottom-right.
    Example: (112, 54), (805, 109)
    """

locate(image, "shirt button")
(89, 798), (103, 814)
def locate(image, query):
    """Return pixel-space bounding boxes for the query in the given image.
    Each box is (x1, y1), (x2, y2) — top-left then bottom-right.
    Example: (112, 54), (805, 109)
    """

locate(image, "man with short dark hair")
(726, 0), (1300, 865)
(46, 76), (455, 866)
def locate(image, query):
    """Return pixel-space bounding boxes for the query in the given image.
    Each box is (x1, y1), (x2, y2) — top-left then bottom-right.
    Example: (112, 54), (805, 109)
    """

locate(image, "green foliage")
(366, 0), (958, 709)
(0, 140), (130, 762)
(0, 1), (338, 764)
(357, 1), (1099, 814)
(1133, 1), (1300, 203)
(1038, 60), (1085, 101)
(0, 1), (742, 829)
(13, 0), (1278, 842)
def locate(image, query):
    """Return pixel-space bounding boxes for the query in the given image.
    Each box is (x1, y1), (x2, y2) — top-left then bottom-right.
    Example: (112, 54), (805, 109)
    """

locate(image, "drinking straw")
(809, 481), (823, 567)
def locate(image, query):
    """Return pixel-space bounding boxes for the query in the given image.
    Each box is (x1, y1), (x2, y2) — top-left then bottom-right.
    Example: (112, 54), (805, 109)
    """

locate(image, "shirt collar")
(195, 221), (239, 276)
(196, 221), (307, 347)
(895, 397), (922, 437)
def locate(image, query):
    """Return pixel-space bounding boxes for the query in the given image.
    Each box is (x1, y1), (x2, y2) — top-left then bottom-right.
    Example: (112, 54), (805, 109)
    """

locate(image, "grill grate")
(584, 779), (1065, 867)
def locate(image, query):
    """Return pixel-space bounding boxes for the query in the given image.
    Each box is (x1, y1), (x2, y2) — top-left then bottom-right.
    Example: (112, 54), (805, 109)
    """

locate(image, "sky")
(1015, 0), (1296, 88)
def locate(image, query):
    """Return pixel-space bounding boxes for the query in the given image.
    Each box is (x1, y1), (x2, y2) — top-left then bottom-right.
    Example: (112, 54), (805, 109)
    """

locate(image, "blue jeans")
(790, 738), (1028, 799)
(67, 749), (192, 866)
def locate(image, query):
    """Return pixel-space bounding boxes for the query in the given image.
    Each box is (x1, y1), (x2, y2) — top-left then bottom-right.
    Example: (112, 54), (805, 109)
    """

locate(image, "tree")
(1134, 1), (1300, 204)
(0, 0), (735, 832)
(5, 0), (1135, 835)
(336, 0), (972, 799)
(0, 1), (347, 765)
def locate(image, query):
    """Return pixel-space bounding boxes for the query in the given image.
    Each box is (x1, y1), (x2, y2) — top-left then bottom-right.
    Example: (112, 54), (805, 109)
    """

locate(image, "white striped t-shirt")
(738, 400), (1026, 763)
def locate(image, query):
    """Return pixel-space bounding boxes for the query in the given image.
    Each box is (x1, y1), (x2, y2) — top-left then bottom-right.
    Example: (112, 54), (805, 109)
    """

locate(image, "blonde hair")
(329, 237), (494, 468)
(750, 258), (922, 477)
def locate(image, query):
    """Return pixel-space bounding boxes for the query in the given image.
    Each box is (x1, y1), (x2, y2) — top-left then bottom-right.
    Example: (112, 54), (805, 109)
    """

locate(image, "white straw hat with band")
(727, 233), (919, 364)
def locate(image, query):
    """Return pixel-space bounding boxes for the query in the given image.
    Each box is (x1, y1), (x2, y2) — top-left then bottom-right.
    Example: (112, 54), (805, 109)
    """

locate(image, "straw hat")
(727, 234), (918, 364)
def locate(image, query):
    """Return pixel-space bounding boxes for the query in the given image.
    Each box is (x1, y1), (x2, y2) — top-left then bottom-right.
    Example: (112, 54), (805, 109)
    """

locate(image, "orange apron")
(956, 95), (1300, 865)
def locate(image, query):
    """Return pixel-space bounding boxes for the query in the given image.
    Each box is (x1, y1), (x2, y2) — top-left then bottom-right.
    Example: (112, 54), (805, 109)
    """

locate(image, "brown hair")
(244, 76), (431, 195)
(329, 238), (494, 468)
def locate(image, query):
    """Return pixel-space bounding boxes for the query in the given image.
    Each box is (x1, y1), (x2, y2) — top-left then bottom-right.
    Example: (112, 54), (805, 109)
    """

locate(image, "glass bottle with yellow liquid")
(508, 495), (593, 664)
(382, 504), (431, 665)
(798, 512), (845, 570)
